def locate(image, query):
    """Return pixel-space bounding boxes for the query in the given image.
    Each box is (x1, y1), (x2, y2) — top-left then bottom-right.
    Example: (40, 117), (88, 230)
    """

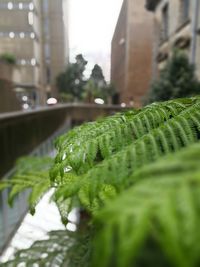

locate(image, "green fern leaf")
(92, 143), (200, 267)
(29, 179), (50, 215)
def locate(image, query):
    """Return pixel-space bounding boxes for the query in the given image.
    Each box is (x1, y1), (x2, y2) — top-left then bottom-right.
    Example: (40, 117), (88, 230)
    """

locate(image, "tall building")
(0, 0), (68, 105)
(146, 0), (200, 79)
(41, 0), (68, 98)
(111, 0), (154, 107)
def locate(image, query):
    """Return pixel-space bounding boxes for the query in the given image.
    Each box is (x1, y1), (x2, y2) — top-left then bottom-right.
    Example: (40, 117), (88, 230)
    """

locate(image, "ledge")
(0, 103), (124, 122)
(175, 19), (190, 34)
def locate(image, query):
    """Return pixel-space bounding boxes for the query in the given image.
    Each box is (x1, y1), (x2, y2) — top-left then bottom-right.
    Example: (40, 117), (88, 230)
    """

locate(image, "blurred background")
(0, 0), (123, 111)
(0, 0), (198, 111)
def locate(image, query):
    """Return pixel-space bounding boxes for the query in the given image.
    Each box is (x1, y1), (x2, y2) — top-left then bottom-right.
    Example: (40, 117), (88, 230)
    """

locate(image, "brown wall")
(111, 0), (127, 100)
(111, 0), (154, 107)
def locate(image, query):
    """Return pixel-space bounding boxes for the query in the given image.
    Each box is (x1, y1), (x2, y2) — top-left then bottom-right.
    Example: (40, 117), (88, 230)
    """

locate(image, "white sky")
(66, 0), (123, 81)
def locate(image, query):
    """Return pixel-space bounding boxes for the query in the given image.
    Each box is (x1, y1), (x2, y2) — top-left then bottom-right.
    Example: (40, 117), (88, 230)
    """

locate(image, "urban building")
(41, 0), (68, 98)
(111, 0), (154, 107)
(146, 0), (200, 79)
(0, 0), (68, 106)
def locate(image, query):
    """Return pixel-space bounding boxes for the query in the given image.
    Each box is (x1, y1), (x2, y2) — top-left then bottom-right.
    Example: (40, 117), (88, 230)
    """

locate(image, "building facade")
(41, 0), (68, 98)
(0, 0), (68, 105)
(111, 0), (154, 107)
(146, 0), (200, 79)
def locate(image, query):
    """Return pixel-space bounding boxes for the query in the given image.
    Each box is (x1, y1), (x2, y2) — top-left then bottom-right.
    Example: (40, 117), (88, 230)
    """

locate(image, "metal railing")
(0, 119), (71, 255)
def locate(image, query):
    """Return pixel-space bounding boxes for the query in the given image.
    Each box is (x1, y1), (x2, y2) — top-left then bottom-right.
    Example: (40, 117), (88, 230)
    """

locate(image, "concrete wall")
(111, 0), (154, 107)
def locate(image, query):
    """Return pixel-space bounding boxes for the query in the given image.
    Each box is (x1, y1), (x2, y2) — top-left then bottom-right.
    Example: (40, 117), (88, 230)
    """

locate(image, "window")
(29, 3), (34, 11)
(161, 3), (169, 41)
(28, 12), (34, 25)
(30, 32), (35, 39)
(19, 3), (23, 10)
(0, 2), (32, 10)
(31, 58), (36, 66)
(180, 0), (190, 24)
(0, 31), (36, 39)
(7, 2), (13, 10)
(20, 32), (25, 38)
(9, 32), (15, 38)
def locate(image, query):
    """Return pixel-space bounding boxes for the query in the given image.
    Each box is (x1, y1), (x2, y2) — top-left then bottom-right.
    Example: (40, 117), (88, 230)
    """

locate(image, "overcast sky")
(66, 0), (123, 80)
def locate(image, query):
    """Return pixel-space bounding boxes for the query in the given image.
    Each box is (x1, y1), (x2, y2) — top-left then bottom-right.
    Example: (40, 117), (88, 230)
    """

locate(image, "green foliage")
(57, 57), (113, 103)
(93, 143), (200, 267)
(51, 98), (197, 180)
(105, 82), (116, 98)
(54, 108), (138, 155)
(2, 97), (200, 266)
(54, 99), (200, 213)
(0, 157), (52, 215)
(0, 53), (16, 65)
(147, 50), (200, 103)
(59, 92), (74, 103)
(82, 79), (99, 102)
(82, 64), (115, 104)
(90, 64), (106, 87)
(56, 54), (88, 100)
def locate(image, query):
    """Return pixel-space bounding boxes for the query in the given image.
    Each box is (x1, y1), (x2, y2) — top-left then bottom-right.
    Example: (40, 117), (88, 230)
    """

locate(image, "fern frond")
(0, 181), (11, 192)
(2, 98), (200, 267)
(29, 178), (50, 215)
(0, 157), (53, 214)
(52, 98), (198, 182)
(15, 156), (52, 173)
(55, 198), (72, 225)
(55, 102), (200, 212)
(55, 109), (138, 147)
(92, 143), (200, 267)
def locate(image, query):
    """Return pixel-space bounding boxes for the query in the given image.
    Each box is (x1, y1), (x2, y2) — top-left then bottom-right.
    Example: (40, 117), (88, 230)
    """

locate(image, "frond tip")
(0, 156), (52, 214)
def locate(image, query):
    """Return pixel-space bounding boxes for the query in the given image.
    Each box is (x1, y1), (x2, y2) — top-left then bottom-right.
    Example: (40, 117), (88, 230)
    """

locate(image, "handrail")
(0, 121), (71, 256)
(0, 103), (124, 121)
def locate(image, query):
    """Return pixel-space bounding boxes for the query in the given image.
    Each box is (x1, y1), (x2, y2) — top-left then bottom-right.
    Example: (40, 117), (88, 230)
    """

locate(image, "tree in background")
(82, 64), (116, 104)
(57, 57), (116, 104)
(105, 82), (116, 104)
(146, 50), (200, 103)
(82, 80), (98, 103)
(56, 54), (88, 101)
(0, 52), (16, 65)
(82, 64), (107, 102)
